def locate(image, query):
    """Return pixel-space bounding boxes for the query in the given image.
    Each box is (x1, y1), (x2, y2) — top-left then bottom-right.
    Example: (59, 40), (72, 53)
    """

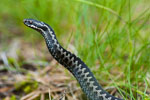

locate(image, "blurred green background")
(0, 0), (150, 100)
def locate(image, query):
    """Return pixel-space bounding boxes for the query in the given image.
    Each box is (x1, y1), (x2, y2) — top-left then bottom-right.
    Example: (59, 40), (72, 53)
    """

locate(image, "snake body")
(23, 19), (123, 100)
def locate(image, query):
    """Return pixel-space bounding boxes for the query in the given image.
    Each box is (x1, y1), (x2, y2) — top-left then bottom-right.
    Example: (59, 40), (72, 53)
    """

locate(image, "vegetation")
(0, 0), (150, 100)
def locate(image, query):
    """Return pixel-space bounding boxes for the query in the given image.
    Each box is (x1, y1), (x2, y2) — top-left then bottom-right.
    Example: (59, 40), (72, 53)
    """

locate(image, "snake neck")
(42, 29), (122, 100)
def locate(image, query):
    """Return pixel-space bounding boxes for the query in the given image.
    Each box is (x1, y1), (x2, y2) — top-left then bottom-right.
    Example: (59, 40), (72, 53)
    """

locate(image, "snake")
(23, 19), (123, 100)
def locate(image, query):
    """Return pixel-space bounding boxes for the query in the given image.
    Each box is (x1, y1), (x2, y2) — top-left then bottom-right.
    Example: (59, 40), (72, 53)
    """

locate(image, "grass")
(0, 0), (150, 100)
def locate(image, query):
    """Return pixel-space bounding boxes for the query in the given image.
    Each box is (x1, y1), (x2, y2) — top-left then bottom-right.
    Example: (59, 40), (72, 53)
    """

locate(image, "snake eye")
(29, 20), (33, 24)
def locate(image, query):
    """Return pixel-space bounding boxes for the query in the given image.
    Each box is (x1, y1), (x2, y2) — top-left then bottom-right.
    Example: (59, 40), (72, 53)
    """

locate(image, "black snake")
(23, 19), (123, 100)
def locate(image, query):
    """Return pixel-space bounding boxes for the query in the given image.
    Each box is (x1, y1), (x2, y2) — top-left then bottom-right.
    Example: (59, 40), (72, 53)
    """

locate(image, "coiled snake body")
(23, 19), (123, 100)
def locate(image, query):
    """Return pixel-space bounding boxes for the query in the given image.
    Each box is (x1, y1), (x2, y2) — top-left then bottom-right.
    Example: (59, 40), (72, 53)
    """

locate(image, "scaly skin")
(23, 19), (123, 100)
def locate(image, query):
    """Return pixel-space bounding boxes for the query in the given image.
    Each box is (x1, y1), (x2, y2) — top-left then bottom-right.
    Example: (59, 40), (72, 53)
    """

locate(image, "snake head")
(23, 18), (48, 33)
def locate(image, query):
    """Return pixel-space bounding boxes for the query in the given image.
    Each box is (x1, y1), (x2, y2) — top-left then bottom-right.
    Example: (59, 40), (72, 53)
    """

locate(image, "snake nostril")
(23, 19), (27, 23)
